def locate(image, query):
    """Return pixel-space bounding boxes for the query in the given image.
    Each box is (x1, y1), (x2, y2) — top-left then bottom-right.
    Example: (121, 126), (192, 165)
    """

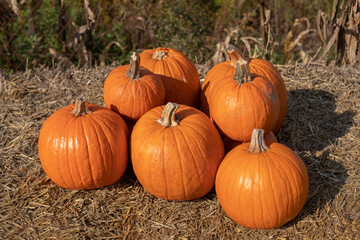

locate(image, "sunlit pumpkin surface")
(103, 52), (165, 121)
(38, 102), (129, 190)
(216, 136), (309, 229)
(140, 47), (200, 107)
(131, 104), (224, 201)
(201, 45), (287, 133)
(209, 70), (280, 142)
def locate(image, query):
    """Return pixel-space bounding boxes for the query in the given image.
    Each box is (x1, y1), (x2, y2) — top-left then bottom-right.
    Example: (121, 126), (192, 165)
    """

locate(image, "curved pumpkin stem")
(157, 102), (180, 127)
(71, 98), (92, 116)
(248, 129), (270, 153)
(152, 50), (169, 60)
(126, 52), (141, 79)
(233, 59), (252, 84)
(227, 44), (246, 67)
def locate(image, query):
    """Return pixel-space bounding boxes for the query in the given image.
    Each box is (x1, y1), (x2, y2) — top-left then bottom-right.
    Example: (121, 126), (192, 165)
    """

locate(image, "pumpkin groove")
(65, 117), (80, 188)
(178, 127), (203, 182)
(173, 129), (188, 199)
(67, 119), (83, 188)
(85, 116), (113, 184)
(81, 118), (98, 187)
(75, 117), (103, 187)
(268, 152), (297, 220)
(261, 153), (281, 228)
(53, 115), (74, 188)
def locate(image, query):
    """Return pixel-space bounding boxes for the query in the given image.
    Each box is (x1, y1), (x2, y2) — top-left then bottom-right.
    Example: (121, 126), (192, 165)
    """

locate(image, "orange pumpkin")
(131, 102), (224, 200)
(103, 52), (165, 122)
(216, 129), (309, 229)
(139, 47), (200, 107)
(201, 45), (286, 132)
(224, 131), (277, 153)
(201, 59), (233, 118)
(38, 99), (129, 190)
(209, 59), (280, 142)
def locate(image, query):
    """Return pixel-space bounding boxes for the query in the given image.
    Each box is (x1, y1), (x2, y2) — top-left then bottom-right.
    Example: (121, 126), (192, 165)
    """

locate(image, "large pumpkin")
(216, 129), (309, 229)
(103, 52), (165, 122)
(139, 47), (200, 107)
(38, 99), (129, 190)
(131, 102), (224, 200)
(201, 45), (287, 133)
(209, 59), (280, 142)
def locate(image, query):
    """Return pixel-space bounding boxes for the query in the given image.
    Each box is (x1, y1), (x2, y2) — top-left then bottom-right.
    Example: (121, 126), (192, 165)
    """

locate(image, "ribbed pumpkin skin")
(131, 105), (224, 200)
(209, 74), (279, 142)
(38, 103), (129, 190)
(215, 142), (309, 229)
(247, 59), (287, 133)
(224, 131), (277, 153)
(201, 57), (286, 133)
(139, 47), (200, 107)
(201, 60), (233, 117)
(103, 65), (165, 121)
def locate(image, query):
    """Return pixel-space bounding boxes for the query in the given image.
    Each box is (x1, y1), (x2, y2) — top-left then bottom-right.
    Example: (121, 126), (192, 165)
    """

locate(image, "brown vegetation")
(1, 0), (359, 71)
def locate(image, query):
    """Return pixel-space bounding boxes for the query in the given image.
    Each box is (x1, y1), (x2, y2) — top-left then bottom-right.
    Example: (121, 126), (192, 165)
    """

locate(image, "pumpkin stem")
(126, 52), (141, 79)
(157, 102), (180, 127)
(233, 59), (252, 84)
(227, 44), (246, 67)
(152, 50), (169, 60)
(71, 98), (92, 116)
(248, 129), (270, 153)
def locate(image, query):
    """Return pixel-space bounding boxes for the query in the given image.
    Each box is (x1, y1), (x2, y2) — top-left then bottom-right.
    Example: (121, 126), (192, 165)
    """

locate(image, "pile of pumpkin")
(38, 45), (308, 229)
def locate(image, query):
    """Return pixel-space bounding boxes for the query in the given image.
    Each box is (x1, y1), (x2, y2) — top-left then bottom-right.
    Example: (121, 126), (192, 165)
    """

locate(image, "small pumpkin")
(209, 59), (280, 142)
(201, 45), (286, 133)
(139, 47), (200, 107)
(216, 129), (309, 229)
(131, 102), (224, 200)
(38, 99), (129, 190)
(103, 52), (165, 122)
(224, 131), (277, 153)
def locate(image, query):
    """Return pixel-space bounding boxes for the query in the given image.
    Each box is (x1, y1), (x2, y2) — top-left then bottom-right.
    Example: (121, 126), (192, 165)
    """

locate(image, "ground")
(0, 63), (359, 239)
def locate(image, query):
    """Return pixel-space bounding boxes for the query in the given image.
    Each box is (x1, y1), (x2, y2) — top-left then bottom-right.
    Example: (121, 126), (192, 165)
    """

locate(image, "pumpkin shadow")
(104, 160), (139, 190)
(293, 150), (348, 223)
(278, 89), (354, 152)
(176, 108), (199, 120)
(161, 75), (200, 108)
(278, 89), (353, 224)
(200, 80), (210, 114)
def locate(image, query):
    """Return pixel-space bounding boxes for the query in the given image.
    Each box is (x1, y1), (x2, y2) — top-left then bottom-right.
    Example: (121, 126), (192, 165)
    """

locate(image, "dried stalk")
(284, 18), (314, 63)
(317, 0), (359, 67)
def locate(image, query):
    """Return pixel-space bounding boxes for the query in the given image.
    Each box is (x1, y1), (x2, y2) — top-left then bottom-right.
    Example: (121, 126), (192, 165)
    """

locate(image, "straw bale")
(0, 63), (359, 239)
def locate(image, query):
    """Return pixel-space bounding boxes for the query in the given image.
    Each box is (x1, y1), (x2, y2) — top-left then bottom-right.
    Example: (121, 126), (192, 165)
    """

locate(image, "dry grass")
(0, 63), (359, 239)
